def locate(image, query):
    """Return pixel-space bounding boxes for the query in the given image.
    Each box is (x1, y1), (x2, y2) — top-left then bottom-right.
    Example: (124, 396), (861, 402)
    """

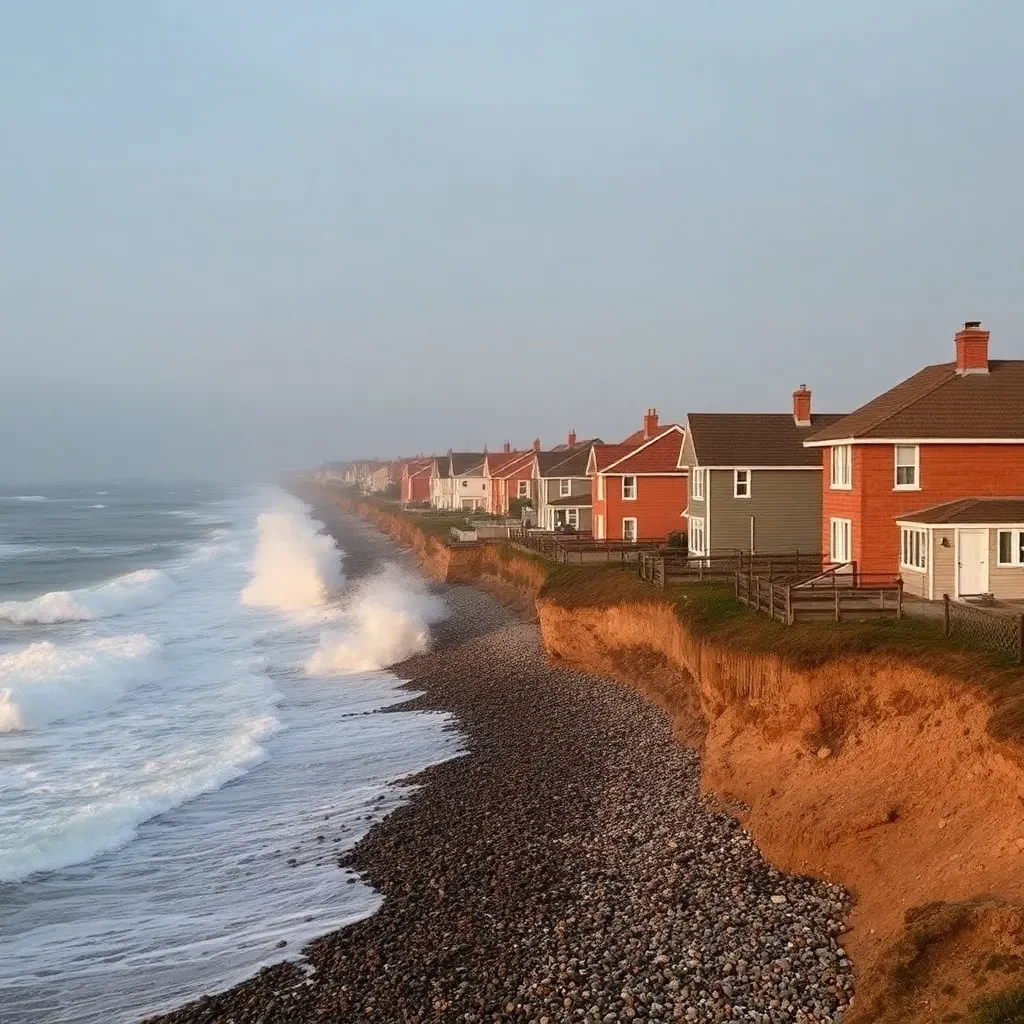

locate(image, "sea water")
(0, 484), (457, 1023)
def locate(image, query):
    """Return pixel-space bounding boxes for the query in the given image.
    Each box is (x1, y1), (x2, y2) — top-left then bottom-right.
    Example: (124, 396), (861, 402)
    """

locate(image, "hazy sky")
(2, 1), (1023, 480)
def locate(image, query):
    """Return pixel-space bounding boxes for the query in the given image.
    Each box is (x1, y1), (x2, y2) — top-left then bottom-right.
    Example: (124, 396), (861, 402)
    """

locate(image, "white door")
(958, 529), (989, 595)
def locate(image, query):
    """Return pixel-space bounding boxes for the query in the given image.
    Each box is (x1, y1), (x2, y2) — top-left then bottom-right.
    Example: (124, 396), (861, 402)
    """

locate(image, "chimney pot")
(793, 385), (812, 427)
(643, 408), (660, 439)
(503, 441), (511, 453)
(568, 429), (577, 448)
(955, 320), (990, 375)
(533, 437), (541, 451)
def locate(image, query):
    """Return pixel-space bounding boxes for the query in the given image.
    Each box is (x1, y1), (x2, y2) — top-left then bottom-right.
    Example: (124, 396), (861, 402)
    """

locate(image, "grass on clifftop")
(973, 986), (1024, 1024)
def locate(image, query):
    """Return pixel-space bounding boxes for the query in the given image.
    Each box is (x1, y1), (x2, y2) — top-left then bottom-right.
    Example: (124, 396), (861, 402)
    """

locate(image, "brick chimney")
(955, 321), (990, 375)
(533, 437), (541, 451)
(567, 429), (577, 448)
(643, 408), (659, 439)
(503, 441), (511, 453)
(792, 384), (812, 427)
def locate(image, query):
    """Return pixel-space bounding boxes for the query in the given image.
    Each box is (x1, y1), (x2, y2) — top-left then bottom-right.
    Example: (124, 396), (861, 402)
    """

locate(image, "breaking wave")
(0, 634), (158, 733)
(307, 564), (447, 675)
(241, 499), (343, 611)
(0, 569), (176, 625)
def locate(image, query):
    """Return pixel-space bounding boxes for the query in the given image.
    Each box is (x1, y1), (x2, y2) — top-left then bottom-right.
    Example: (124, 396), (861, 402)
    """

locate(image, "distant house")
(805, 321), (1024, 599)
(587, 410), (687, 542)
(435, 452), (487, 511)
(401, 458), (433, 504)
(429, 457), (452, 510)
(533, 431), (603, 531)
(366, 464), (393, 493)
(482, 444), (536, 515)
(678, 387), (844, 556)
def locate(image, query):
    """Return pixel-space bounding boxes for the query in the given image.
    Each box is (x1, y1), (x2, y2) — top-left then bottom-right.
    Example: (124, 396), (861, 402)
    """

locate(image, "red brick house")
(587, 410), (687, 542)
(482, 444), (537, 515)
(401, 458), (433, 504)
(805, 322), (1024, 598)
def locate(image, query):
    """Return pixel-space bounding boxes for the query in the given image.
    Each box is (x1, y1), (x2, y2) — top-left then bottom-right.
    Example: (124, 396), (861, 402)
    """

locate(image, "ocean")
(0, 483), (458, 1023)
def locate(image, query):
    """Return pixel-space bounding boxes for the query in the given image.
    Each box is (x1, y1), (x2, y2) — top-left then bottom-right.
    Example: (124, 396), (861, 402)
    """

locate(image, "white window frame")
(597, 475), (605, 501)
(829, 517), (852, 563)
(517, 480), (530, 499)
(997, 529), (1024, 567)
(622, 517), (638, 543)
(595, 513), (605, 539)
(559, 478), (571, 497)
(899, 526), (928, 572)
(894, 445), (920, 491)
(689, 516), (706, 555)
(566, 507), (578, 528)
(692, 468), (705, 500)
(622, 475), (637, 501)
(830, 445), (852, 489)
(733, 469), (751, 499)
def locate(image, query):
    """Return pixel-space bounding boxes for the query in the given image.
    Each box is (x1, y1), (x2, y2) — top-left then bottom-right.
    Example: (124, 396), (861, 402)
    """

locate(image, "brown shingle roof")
(537, 441), (602, 478)
(686, 414), (845, 467)
(806, 361), (1024, 443)
(548, 493), (593, 508)
(450, 452), (485, 476)
(898, 497), (1024, 525)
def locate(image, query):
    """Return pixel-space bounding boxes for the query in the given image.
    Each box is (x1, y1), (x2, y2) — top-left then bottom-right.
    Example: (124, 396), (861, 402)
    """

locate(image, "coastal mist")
(0, 485), (460, 1024)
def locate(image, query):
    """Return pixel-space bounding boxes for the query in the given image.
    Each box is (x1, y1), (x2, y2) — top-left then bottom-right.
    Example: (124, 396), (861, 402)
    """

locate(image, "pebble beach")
(148, 511), (853, 1024)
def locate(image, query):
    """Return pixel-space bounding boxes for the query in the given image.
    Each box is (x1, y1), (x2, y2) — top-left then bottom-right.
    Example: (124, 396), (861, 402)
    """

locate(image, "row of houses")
(330, 321), (1024, 604)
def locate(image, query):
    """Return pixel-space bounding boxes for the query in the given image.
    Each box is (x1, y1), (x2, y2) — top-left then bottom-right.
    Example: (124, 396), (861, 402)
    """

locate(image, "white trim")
(899, 525), (928, 572)
(893, 444), (921, 491)
(597, 475), (605, 501)
(692, 468), (705, 501)
(996, 528), (1024, 567)
(897, 519), (1024, 529)
(733, 469), (751, 499)
(806, 436), (1024, 448)
(599, 471), (688, 477)
(517, 480), (531, 499)
(830, 444), (852, 490)
(600, 424), (685, 472)
(929, 528), (935, 601)
(693, 465), (821, 471)
(622, 517), (638, 543)
(954, 528), (960, 599)
(621, 475), (637, 500)
(689, 516), (706, 555)
(829, 517), (852, 563)
(558, 478), (572, 497)
(595, 513), (605, 540)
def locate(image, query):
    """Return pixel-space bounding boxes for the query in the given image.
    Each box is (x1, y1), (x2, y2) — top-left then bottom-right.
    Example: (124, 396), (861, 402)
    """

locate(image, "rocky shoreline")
(147, 512), (853, 1024)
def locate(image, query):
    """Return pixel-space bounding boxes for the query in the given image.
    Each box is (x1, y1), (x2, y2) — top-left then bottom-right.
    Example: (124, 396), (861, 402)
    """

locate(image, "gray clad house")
(532, 434), (602, 531)
(677, 387), (845, 556)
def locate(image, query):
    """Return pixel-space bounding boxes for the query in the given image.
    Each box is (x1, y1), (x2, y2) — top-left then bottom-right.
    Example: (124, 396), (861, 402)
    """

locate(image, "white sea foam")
(0, 569), (176, 625)
(0, 634), (158, 732)
(307, 564), (448, 675)
(3, 495), (48, 502)
(241, 499), (343, 611)
(0, 710), (280, 880)
(91, 504), (106, 509)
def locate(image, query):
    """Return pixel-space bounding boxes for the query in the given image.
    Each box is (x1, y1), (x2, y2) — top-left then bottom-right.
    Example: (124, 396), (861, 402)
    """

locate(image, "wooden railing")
(736, 564), (904, 624)
(639, 550), (824, 588)
(510, 529), (664, 565)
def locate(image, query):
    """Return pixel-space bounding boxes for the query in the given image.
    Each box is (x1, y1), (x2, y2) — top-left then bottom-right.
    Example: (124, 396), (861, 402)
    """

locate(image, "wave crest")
(0, 569), (176, 625)
(241, 500), (343, 611)
(307, 565), (447, 675)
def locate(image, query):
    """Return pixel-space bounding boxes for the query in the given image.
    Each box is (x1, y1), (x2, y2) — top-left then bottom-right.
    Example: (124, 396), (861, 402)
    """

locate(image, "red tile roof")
(590, 426), (687, 475)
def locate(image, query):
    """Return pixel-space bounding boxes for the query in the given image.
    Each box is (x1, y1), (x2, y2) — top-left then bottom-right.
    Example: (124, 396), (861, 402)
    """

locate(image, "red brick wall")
(821, 443), (1024, 574)
(591, 474), (687, 541)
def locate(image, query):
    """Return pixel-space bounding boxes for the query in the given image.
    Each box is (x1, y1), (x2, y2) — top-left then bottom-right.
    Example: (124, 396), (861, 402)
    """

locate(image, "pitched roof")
(548, 493), (593, 507)
(590, 426), (686, 474)
(687, 413), (845, 467)
(536, 441), (603, 478)
(403, 458), (433, 478)
(450, 452), (485, 476)
(806, 361), (1024, 444)
(898, 497), (1024, 525)
(492, 450), (537, 478)
(483, 451), (529, 475)
(432, 458), (450, 479)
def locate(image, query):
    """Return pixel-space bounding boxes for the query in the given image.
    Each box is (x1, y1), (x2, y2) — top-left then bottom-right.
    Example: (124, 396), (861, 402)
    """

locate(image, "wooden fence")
(638, 550), (823, 587)
(510, 529), (665, 565)
(943, 594), (1024, 663)
(736, 564), (904, 624)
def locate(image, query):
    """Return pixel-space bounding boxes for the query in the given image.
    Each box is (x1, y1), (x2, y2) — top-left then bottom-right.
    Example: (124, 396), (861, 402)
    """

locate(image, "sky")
(2, 1), (1023, 481)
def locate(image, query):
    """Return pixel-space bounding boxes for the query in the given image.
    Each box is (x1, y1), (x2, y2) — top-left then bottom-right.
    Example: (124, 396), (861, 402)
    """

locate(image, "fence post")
(735, 570), (739, 599)
(897, 579), (903, 621)
(786, 584), (793, 625)
(943, 593), (951, 637)
(754, 576), (761, 613)
(834, 586), (841, 622)
(1018, 614), (1024, 665)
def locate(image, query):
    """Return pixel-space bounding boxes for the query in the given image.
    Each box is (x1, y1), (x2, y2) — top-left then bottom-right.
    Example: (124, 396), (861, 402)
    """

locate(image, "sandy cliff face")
(339, 494), (1024, 1022)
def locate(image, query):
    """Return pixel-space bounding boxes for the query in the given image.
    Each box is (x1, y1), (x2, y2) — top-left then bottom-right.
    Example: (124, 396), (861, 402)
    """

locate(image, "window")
(830, 518), (852, 563)
(830, 445), (852, 489)
(734, 469), (751, 498)
(559, 478), (571, 497)
(566, 507), (578, 528)
(689, 517), (706, 555)
(622, 517), (638, 543)
(595, 514), (605, 539)
(622, 475), (637, 500)
(894, 445), (920, 490)
(692, 468), (705, 500)
(517, 480), (530, 499)
(597, 475), (605, 500)
(900, 526), (928, 571)
(997, 530), (1024, 566)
